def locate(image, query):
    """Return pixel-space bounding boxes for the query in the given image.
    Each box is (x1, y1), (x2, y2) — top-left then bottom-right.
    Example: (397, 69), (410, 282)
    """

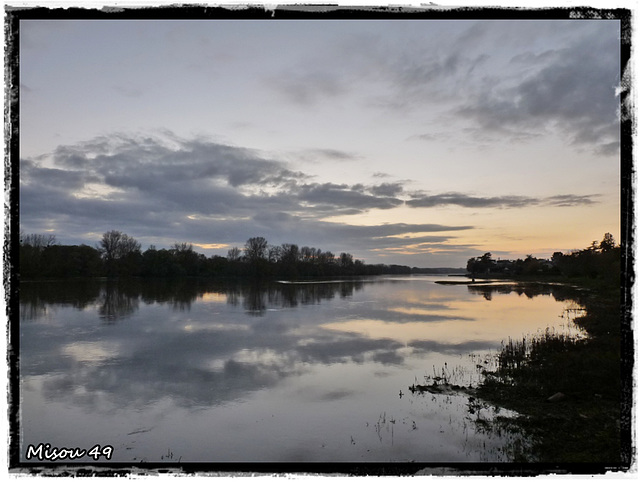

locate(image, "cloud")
(456, 25), (620, 153)
(20, 131), (600, 265)
(369, 182), (404, 197)
(295, 182), (403, 212)
(300, 148), (360, 161)
(544, 194), (599, 207)
(265, 21), (619, 156)
(20, 133), (473, 253)
(406, 192), (598, 209)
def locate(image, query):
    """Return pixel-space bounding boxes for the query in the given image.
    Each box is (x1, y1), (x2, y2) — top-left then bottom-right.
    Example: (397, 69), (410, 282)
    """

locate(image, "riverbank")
(470, 277), (628, 467)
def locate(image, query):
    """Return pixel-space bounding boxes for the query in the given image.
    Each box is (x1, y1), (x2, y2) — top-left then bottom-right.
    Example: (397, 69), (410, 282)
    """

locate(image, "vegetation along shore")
(18, 230), (463, 280)
(412, 234), (630, 467)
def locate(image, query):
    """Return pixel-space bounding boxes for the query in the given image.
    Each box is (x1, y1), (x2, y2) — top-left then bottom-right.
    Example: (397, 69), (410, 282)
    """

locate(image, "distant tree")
(142, 247), (181, 277)
(339, 252), (354, 269)
(278, 243), (300, 278)
(353, 259), (365, 275)
(20, 232), (57, 249)
(551, 251), (564, 264)
(227, 247), (242, 261)
(318, 250), (335, 265)
(171, 242), (202, 276)
(599, 233), (616, 252)
(301, 246), (319, 263)
(40, 244), (102, 278)
(244, 237), (268, 263)
(99, 230), (142, 276)
(466, 257), (478, 276)
(280, 244), (299, 264)
(521, 254), (542, 275)
(244, 237), (269, 277)
(20, 232), (59, 278)
(267, 245), (282, 263)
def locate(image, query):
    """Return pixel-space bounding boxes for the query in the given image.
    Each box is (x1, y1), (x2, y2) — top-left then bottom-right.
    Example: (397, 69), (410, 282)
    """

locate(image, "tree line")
(466, 233), (621, 283)
(19, 230), (416, 280)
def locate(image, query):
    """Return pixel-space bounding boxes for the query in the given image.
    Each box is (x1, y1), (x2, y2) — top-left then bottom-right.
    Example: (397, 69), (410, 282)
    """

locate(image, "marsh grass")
(475, 293), (624, 465)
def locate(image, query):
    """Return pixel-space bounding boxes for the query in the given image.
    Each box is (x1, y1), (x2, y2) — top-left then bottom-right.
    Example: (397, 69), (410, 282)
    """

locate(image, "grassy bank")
(473, 278), (628, 466)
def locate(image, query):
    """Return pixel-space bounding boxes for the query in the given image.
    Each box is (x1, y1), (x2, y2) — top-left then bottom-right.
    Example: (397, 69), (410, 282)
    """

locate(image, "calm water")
(19, 276), (585, 464)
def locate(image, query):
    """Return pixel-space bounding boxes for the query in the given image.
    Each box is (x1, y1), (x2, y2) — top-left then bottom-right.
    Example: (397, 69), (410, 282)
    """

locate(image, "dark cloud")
(406, 192), (598, 209)
(20, 133), (472, 254)
(296, 182), (403, 211)
(303, 148), (360, 161)
(544, 194), (598, 207)
(456, 26), (620, 153)
(406, 193), (532, 209)
(369, 182), (404, 197)
(268, 21), (619, 156)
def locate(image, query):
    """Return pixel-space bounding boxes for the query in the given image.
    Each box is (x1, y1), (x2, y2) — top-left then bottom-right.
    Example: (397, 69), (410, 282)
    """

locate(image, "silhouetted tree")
(99, 230), (142, 277)
(339, 252), (354, 269)
(244, 236), (269, 277)
(171, 242), (203, 276)
(267, 245), (282, 263)
(244, 237), (268, 262)
(227, 246), (242, 262)
(142, 247), (181, 277)
(20, 232), (58, 278)
(20, 232), (57, 249)
(599, 233), (616, 252)
(278, 243), (300, 278)
(467, 252), (495, 277)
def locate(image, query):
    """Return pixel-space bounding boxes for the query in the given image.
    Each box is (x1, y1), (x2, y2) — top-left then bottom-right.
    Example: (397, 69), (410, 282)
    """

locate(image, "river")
(18, 275), (586, 465)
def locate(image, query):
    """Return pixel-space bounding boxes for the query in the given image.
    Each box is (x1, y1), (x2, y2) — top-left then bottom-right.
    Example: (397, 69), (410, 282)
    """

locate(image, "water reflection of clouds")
(321, 318), (486, 345)
(182, 322), (250, 332)
(388, 306), (474, 321)
(19, 279), (583, 415)
(61, 341), (122, 365)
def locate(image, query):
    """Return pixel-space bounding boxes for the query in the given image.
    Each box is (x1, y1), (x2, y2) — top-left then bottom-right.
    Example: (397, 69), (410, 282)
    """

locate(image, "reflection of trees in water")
(238, 281), (365, 314)
(19, 280), (102, 321)
(20, 278), (368, 321)
(19, 298), (48, 322)
(467, 283), (583, 303)
(242, 284), (267, 315)
(98, 282), (139, 323)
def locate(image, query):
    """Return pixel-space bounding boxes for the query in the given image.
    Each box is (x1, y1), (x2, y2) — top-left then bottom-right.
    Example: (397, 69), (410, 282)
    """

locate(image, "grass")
(473, 281), (627, 466)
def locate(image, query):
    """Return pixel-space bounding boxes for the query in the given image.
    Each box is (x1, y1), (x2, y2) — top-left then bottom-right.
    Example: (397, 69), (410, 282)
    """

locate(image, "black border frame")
(5, 4), (634, 476)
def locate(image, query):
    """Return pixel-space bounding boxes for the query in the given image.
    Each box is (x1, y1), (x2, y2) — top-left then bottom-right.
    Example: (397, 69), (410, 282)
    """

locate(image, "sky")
(17, 9), (624, 268)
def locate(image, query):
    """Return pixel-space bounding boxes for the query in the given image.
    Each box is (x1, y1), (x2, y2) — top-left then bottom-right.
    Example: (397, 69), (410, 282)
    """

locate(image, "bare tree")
(280, 244), (299, 264)
(227, 246), (242, 261)
(20, 232), (57, 250)
(268, 245), (282, 263)
(99, 230), (141, 275)
(244, 237), (268, 263)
